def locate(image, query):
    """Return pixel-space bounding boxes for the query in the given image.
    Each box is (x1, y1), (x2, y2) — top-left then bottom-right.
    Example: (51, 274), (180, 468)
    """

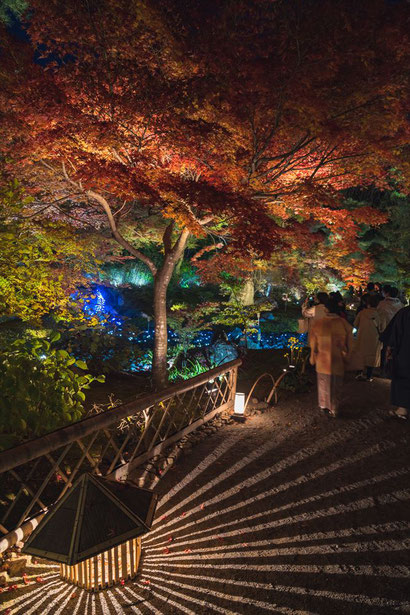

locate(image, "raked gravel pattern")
(2, 375), (409, 615)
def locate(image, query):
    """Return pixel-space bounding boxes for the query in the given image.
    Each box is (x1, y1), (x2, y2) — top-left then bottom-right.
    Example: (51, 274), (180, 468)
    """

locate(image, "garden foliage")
(0, 178), (98, 323)
(0, 333), (104, 450)
(2, 0), (408, 385)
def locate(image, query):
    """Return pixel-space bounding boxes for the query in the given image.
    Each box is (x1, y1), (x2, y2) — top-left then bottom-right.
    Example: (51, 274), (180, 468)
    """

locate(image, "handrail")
(0, 359), (241, 473)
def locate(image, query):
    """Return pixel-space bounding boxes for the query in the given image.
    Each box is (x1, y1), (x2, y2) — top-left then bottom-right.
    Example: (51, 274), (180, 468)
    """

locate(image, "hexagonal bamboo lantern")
(23, 473), (157, 592)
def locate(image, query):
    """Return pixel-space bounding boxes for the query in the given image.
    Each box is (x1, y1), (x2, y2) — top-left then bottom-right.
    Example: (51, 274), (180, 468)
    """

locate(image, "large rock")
(5, 556), (29, 577)
(227, 327), (243, 342)
(208, 341), (239, 366)
(260, 311), (276, 321)
(0, 570), (10, 586)
(246, 337), (261, 349)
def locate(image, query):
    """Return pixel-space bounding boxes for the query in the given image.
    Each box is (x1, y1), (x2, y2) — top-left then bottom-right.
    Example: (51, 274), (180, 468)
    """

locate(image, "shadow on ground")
(3, 376), (410, 615)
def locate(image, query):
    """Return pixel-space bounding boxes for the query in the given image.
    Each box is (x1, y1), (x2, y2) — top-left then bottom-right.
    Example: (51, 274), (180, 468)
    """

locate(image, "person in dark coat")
(382, 306), (410, 419)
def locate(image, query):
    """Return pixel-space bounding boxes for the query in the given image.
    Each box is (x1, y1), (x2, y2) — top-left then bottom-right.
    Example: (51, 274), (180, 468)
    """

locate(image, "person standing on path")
(384, 306), (410, 420)
(309, 298), (354, 417)
(377, 285), (404, 331)
(302, 292), (329, 346)
(377, 285), (404, 374)
(353, 294), (383, 382)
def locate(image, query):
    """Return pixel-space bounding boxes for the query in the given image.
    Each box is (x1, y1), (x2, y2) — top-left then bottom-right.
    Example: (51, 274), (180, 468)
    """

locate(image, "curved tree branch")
(170, 227), (190, 261)
(87, 189), (157, 275)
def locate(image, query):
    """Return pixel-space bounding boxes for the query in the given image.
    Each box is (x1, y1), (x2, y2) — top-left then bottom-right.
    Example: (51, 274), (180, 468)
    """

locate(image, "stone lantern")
(22, 473), (157, 592)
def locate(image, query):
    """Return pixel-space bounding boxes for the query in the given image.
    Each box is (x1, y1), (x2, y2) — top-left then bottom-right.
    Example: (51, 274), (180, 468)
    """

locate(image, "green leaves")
(50, 331), (61, 343)
(0, 333), (104, 450)
(75, 360), (88, 370)
(0, 178), (99, 324)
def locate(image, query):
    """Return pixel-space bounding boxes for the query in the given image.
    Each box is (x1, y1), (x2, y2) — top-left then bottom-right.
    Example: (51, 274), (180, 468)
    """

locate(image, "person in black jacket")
(381, 306), (410, 420)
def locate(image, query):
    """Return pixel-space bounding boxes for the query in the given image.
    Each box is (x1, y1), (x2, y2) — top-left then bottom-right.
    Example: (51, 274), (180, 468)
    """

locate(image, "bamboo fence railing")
(0, 359), (240, 551)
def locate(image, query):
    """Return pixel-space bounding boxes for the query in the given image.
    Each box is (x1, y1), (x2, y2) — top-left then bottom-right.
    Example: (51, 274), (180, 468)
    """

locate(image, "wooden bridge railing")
(0, 359), (240, 548)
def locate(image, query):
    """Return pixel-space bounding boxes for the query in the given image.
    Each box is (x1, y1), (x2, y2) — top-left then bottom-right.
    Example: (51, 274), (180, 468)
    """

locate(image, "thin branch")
(258, 133), (315, 164)
(162, 220), (175, 255)
(113, 200), (128, 217)
(256, 146), (320, 182)
(39, 160), (58, 174)
(169, 228), (190, 262)
(53, 205), (97, 228)
(86, 189), (157, 275)
(61, 161), (81, 190)
(198, 215), (215, 226)
(309, 144), (338, 180)
(111, 149), (125, 165)
(330, 96), (381, 121)
(22, 199), (65, 219)
(67, 159), (77, 174)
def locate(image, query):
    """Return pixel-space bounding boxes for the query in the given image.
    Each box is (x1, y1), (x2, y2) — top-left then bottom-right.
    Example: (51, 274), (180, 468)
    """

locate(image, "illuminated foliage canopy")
(0, 177), (98, 323)
(350, 188), (410, 289)
(0, 0), (409, 384)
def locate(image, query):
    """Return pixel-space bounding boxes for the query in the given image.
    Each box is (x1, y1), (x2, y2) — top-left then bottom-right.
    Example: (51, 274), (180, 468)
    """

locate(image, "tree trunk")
(151, 227), (191, 389)
(152, 271), (171, 390)
(173, 254), (184, 280)
(85, 189), (191, 390)
(237, 277), (255, 306)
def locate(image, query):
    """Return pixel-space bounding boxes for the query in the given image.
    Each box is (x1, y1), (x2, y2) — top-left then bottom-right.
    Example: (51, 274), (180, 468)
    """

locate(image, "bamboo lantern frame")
(60, 537), (141, 591)
(23, 473), (157, 593)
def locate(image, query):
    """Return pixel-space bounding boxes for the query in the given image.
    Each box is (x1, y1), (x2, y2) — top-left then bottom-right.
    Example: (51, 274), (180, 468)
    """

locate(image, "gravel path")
(3, 375), (410, 615)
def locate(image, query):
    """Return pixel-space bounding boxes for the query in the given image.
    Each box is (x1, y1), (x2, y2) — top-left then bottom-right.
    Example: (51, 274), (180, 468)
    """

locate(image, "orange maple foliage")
(1, 0), (409, 383)
(1, 0), (408, 258)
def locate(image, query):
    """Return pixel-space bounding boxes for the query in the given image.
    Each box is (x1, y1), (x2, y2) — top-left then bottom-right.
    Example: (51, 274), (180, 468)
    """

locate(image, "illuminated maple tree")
(0, 175), (98, 323)
(1, 0), (409, 386)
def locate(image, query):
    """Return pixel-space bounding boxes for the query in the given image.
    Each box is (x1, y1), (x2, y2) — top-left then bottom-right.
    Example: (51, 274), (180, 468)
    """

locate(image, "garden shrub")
(0, 333), (104, 450)
(63, 323), (145, 374)
(261, 314), (299, 333)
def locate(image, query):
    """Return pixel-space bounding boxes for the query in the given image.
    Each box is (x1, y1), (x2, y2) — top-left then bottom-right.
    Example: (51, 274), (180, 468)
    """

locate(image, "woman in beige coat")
(353, 294), (382, 381)
(310, 299), (354, 417)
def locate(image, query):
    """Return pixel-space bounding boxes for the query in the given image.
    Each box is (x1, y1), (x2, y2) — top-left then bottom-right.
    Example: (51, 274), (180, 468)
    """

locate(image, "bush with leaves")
(168, 303), (215, 363)
(279, 337), (311, 393)
(169, 358), (211, 382)
(0, 333), (104, 450)
(211, 300), (273, 348)
(63, 321), (145, 374)
(261, 314), (299, 334)
(0, 177), (99, 324)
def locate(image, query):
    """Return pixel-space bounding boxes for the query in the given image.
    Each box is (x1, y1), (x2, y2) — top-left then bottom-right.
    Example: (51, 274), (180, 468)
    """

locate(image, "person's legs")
(366, 366), (374, 381)
(356, 370), (370, 381)
(389, 375), (409, 419)
(380, 345), (386, 376)
(328, 374), (343, 417)
(317, 372), (330, 412)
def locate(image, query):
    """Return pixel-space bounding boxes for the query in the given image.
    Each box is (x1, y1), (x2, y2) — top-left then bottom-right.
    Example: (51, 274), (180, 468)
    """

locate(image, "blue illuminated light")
(227, 331), (307, 350)
(72, 284), (307, 375)
(75, 286), (124, 328)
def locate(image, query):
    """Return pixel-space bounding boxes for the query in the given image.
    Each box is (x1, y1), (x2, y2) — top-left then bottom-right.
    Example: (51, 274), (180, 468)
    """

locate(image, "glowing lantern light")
(234, 392), (245, 415)
(233, 392), (246, 422)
